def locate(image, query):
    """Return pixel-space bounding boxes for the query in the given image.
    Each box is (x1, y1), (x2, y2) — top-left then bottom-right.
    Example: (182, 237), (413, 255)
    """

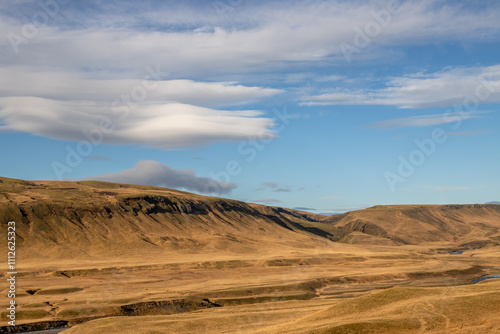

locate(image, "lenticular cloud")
(87, 160), (236, 195)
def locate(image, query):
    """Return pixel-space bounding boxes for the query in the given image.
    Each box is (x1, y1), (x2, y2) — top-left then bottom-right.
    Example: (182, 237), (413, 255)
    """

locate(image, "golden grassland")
(1, 177), (499, 333)
(62, 279), (500, 334)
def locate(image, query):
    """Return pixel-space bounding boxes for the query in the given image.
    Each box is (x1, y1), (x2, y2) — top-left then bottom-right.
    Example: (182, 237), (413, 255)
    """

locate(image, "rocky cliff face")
(0, 177), (330, 260)
(1, 177), (499, 260)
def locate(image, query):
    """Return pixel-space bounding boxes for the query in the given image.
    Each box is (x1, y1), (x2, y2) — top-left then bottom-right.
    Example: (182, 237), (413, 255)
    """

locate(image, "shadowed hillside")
(0, 177), (331, 260)
(1, 177), (500, 260)
(1, 177), (500, 333)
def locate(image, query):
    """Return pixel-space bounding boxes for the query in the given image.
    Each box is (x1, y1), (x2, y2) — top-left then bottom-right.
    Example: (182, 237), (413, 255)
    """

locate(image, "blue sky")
(0, 0), (499, 213)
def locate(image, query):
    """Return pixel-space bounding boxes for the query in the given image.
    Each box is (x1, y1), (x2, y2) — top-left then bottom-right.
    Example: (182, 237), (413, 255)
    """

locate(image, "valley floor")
(3, 244), (500, 333)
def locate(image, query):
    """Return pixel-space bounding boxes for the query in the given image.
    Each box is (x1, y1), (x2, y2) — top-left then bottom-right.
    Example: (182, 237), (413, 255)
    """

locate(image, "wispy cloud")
(365, 111), (485, 130)
(85, 160), (236, 195)
(3, 1), (500, 76)
(0, 68), (282, 108)
(2, 2), (500, 151)
(252, 198), (282, 204)
(257, 182), (292, 192)
(293, 207), (316, 211)
(275, 187), (292, 193)
(257, 182), (279, 190)
(303, 65), (500, 108)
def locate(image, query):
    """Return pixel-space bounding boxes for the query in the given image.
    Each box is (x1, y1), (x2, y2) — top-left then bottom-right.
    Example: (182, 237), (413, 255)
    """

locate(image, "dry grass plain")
(5, 242), (500, 333)
(1, 177), (500, 333)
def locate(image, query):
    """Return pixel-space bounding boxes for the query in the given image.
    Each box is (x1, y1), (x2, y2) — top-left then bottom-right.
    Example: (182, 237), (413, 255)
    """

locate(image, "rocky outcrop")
(120, 298), (221, 316)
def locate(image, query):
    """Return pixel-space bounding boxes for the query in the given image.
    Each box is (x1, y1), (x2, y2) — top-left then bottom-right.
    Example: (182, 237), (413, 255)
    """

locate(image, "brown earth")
(0, 177), (499, 333)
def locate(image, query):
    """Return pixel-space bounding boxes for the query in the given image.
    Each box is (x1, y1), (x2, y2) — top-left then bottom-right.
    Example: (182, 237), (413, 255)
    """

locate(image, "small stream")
(448, 252), (500, 284)
(472, 275), (500, 284)
(17, 329), (68, 334)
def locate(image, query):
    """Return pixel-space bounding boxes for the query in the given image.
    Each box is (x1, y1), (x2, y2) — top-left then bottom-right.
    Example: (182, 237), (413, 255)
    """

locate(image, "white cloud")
(2, 1), (500, 148)
(365, 111), (485, 129)
(0, 66), (281, 147)
(2, 1), (500, 75)
(0, 97), (275, 148)
(0, 61), (281, 149)
(0, 68), (281, 107)
(86, 160), (236, 194)
(303, 65), (500, 108)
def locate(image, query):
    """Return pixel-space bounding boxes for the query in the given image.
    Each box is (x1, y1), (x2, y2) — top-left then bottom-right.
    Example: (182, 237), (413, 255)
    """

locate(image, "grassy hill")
(0, 177), (330, 261)
(1, 177), (499, 333)
(321, 204), (500, 246)
(2, 177), (499, 261)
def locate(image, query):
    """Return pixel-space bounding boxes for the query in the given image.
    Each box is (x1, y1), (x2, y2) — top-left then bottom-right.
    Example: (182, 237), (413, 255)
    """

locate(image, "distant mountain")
(320, 204), (500, 246)
(486, 201), (500, 204)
